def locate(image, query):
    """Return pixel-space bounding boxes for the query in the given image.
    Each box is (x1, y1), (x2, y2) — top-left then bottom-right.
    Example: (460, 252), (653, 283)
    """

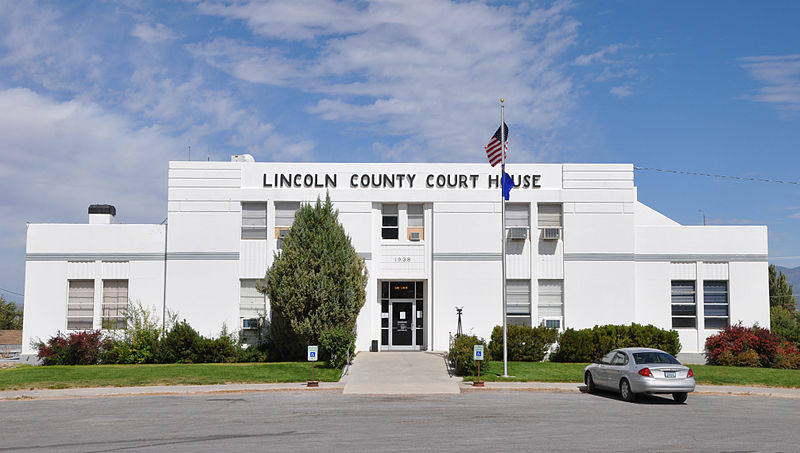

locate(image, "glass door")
(392, 302), (413, 346)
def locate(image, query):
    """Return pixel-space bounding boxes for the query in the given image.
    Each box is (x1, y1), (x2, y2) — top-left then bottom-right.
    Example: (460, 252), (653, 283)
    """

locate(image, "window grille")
(102, 280), (128, 329)
(68, 280), (94, 330)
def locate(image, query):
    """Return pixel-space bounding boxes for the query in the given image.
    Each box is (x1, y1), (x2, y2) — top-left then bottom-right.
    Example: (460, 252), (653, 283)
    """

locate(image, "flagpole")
(500, 98), (508, 377)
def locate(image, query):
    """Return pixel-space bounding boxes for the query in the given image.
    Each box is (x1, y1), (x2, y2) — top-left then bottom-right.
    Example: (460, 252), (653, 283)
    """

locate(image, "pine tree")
(769, 264), (796, 310)
(263, 194), (368, 360)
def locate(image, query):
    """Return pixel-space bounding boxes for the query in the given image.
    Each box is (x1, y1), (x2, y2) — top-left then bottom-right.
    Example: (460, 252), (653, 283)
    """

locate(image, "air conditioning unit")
(409, 231), (421, 241)
(541, 227), (561, 240)
(508, 227), (528, 240)
(277, 228), (289, 239)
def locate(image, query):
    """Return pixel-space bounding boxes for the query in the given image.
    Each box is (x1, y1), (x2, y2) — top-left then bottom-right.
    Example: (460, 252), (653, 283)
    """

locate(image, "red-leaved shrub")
(37, 330), (108, 365)
(705, 323), (780, 367)
(773, 342), (800, 369)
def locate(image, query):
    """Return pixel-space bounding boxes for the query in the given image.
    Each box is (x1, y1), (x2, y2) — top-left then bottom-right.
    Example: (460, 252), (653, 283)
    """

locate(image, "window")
(538, 279), (564, 327)
(407, 204), (424, 240)
(67, 280), (94, 330)
(241, 202), (267, 239)
(611, 352), (628, 366)
(507, 279), (531, 326)
(544, 319), (561, 329)
(537, 204), (562, 227)
(102, 280), (128, 329)
(704, 281), (729, 329)
(240, 279), (265, 318)
(671, 280), (696, 328)
(505, 204), (530, 227)
(275, 202), (300, 248)
(381, 204), (398, 239)
(240, 279), (265, 345)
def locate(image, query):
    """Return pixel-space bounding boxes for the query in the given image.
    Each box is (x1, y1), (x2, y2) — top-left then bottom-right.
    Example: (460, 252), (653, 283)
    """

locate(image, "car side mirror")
(594, 359), (601, 364)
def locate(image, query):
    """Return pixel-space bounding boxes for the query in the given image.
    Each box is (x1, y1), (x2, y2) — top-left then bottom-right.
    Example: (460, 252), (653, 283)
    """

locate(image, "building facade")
(21, 158), (770, 363)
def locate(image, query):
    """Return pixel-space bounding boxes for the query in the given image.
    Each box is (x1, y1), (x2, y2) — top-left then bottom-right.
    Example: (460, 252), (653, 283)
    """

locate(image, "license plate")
(665, 371), (676, 378)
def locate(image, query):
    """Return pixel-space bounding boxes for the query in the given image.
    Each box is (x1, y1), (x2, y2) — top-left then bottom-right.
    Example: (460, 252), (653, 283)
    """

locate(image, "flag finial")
(500, 98), (504, 103)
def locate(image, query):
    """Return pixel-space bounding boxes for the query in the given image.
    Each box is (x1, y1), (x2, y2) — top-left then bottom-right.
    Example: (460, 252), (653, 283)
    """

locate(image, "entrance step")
(342, 351), (460, 395)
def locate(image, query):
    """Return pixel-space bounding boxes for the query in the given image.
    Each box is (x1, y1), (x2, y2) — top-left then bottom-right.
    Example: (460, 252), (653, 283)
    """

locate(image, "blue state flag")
(502, 165), (514, 200)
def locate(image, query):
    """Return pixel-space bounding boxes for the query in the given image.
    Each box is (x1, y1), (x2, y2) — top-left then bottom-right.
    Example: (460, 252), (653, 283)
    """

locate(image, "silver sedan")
(583, 347), (696, 403)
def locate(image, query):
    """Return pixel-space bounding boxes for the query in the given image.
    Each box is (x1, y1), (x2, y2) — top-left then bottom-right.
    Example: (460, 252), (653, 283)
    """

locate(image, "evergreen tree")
(769, 264), (796, 310)
(263, 194), (368, 360)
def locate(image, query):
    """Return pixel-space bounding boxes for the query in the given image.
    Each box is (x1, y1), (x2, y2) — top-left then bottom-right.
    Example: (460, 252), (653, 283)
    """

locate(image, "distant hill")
(775, 265), (800, 310)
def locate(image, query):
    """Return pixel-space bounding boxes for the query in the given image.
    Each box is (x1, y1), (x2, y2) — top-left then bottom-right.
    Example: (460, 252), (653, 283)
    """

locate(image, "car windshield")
(633, 352), (680, 365)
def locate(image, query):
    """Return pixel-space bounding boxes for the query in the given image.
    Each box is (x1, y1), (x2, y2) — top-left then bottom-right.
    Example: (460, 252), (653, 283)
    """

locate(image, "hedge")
(550, 323), (680, 362)
(487, 324), (558, 362)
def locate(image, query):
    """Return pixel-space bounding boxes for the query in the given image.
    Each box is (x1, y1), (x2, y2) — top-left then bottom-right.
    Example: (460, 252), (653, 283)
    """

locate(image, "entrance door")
(392, 302), (413, 346)
(380, 281), (425, 350)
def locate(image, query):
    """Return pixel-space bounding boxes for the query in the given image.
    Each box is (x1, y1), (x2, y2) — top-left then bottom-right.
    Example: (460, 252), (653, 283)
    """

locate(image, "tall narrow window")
(102, 280), (128, 329)
(381, 204), (399, 239)
(671, 280), (696, 328)
(241, 202), (267, 239)
(507, 279), (531, 326)
(538, 279), (564, 328)
(67, 280), (94, 330)
(240, 279), (265, 346)
(704, 281), (729, 329)
(275, 202), (300, 249)
(537, 204), (562, 227)
(505, 204), (530, 227)
(407, 204), (424, 241)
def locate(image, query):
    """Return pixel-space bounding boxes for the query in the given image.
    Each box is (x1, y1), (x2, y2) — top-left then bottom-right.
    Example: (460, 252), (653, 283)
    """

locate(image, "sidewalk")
(342, 351), (460, 395)
(459, 381), (800, 399)
(0, 382), (344, 401)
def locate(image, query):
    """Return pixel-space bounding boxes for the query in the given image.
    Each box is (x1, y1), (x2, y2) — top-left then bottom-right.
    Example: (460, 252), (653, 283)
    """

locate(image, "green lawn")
(0, 362), (341, 391)
(463, 361), (800, 388)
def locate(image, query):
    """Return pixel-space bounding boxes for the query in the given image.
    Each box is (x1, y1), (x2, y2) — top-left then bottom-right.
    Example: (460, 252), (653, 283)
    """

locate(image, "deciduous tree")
(0, 296), (23, 330)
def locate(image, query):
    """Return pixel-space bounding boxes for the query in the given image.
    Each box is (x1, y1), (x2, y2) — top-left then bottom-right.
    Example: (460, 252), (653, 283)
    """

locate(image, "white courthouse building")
(21, 157), (770, 363)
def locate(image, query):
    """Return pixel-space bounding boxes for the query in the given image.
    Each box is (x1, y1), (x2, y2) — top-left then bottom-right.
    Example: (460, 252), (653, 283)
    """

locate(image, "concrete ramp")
(342, 351), (460, 395)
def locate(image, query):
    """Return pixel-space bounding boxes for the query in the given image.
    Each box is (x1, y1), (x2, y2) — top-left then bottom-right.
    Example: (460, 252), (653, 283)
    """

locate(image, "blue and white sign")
(473, 345), (484, 361)
(307, 345), (318, 362)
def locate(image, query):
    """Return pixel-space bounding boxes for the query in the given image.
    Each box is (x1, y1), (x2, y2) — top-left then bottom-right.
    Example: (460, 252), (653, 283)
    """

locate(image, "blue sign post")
(473, 345), (485, 387)
(307, 346), (319, 387)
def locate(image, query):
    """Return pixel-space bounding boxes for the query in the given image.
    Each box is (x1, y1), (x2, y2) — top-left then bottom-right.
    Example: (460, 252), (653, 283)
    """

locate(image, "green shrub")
(448, 334), (487, 376)
(550, 323), (680, 362)
(196, 335), (238, 363)
(102, 301), (162, 364)
(158, 320), (203, 363)
(236, 345), (267, 362)
(488, 324), (558, 362)
(319, 326), (355, 369)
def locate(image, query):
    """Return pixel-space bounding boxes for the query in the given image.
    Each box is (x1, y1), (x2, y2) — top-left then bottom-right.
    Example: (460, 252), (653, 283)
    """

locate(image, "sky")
(1, 0), (799, 306)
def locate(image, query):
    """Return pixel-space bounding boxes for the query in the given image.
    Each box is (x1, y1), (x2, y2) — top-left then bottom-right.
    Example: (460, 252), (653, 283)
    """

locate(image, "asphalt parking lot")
(2, 389), (799, 452)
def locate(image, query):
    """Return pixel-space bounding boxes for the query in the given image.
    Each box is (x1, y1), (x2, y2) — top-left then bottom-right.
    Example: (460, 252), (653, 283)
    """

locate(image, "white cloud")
(739, 54), (800, 111)
(195, 0), (580, 162)
(132, 22), (179, 43)
(610, 84), (633, 98)
(0, 87), (186, 266)
(574, 43), (626, 66)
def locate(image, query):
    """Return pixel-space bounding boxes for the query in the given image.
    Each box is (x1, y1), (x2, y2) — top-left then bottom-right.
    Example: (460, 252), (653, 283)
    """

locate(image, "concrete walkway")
(342, 351), (460, 395)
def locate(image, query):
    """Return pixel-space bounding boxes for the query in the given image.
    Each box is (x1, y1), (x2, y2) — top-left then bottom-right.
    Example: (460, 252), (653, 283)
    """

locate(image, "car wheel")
(585, 372), (596, 393)
(620, 379), (636, 402)
(672, 392), (688, 403)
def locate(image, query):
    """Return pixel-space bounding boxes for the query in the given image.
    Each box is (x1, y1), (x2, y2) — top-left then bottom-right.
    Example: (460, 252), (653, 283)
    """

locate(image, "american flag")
(484, 122), (508, 167)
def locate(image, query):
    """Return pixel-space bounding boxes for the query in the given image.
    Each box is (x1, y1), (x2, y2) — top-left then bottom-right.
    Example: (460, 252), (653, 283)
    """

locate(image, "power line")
(634, 166), (800, 185)
(0, 287), (24, 297)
